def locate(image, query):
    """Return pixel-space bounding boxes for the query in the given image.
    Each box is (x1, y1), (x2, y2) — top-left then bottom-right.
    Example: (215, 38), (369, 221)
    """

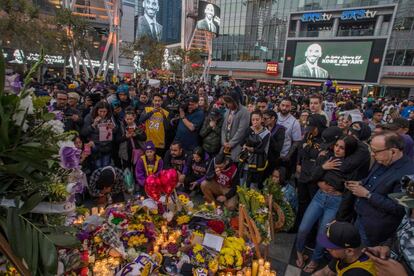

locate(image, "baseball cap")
(317, 221), (361, 249)
(389, 175), (414, 208)
(321, 127), (343, 150)
(188, 95), (199, 103)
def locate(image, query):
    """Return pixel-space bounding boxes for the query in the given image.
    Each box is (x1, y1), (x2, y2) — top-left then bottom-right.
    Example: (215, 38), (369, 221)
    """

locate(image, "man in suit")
(345, 131), (414, 246)
(293, 43), (329, 78)
(197, 3), (217, 33)
(136, 0), (163, 41)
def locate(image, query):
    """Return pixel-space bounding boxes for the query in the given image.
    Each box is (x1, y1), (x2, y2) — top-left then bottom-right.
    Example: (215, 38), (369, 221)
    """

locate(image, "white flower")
(44, 120), (65, 134)
(12, 92), (34, 132)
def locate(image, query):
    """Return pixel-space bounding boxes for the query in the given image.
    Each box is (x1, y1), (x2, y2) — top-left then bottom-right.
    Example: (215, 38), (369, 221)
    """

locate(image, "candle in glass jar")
(264, 261), (271, 270)
(153, 245), (159, 253)
(252, 260), (259, 276)
(91, 207), (98, 215)
(258, 258), (264, 266)
(245, 268), (252, 276)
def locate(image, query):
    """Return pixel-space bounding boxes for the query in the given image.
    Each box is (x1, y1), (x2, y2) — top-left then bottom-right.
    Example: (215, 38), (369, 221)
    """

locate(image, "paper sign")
(99, 123), (113, 142)
(202, 233), (224, 252)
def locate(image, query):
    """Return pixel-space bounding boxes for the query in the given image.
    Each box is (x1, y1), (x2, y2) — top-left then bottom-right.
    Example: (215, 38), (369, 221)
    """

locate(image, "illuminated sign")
(266, 62), (279, 75)
(341, 9), (377, 21)
(301, 12), (332, 23)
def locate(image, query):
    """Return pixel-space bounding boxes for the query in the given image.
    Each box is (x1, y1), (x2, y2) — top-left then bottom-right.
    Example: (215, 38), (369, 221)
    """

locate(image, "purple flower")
(60, 146), (81, 169)
(77, 230), (91, 242)
(55, 111), (64, 121)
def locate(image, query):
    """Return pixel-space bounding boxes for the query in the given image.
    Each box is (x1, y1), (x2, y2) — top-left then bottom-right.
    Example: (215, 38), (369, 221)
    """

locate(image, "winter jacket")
(200, 117), (223, 154)
(135, 155), (163, 187)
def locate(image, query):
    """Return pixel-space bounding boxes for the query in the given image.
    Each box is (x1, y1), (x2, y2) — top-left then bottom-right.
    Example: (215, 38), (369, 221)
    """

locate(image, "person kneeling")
(201, 153), (239, 210)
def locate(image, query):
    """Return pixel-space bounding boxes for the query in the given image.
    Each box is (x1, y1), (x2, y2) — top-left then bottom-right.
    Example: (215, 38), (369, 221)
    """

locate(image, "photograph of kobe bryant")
(136, 0), (163, 41)
(293, 43), (329, 79)
(196, 1), (220, 34)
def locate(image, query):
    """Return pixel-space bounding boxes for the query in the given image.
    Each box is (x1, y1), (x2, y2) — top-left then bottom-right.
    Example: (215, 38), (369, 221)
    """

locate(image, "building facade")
(210, 0), (414, 97)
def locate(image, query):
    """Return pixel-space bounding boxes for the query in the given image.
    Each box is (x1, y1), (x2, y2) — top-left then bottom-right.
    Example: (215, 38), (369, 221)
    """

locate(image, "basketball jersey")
(144, 107), (169, 149)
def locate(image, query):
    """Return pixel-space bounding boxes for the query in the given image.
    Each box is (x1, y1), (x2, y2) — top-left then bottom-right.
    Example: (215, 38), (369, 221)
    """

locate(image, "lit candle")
(252, 260), (259, 276)
(140, 196), (145, 201)
(258, 258), (264, 266)
(168, 236), (175, 242)
(226, 273), (233, 276)
(153, 245), (159, 253)
(98, 207), (105, 215)
(91, 207), (98, 215)
(264, 269), (270, 276)
(264, 261), (271, 270)
(270, 271), (276, 276)
(245, 268), (252, 276)
(237, 272), (243, 276)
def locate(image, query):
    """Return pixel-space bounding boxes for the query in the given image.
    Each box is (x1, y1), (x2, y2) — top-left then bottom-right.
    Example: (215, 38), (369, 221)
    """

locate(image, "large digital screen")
(283, 39), (387, 83)
(196, 1), (220, 35)
(136, 0), (182, 44)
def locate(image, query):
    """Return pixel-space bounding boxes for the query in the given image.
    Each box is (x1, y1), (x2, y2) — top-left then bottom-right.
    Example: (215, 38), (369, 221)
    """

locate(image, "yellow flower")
(224, 254), (234, 266)
(193, 244), (203, 253)
(150, 208), (158, 215)
(195, 253), (205, 263)
(178, 194), (189, 205)
(130, 205), (140, 213)
(128, 223), (145, 232)
(208, 258), (218, 272)
(176, 215), (190, 225)
(94, 236), (102, 244)
(235, 251), (243, 267)
(193, 230), (204, 238)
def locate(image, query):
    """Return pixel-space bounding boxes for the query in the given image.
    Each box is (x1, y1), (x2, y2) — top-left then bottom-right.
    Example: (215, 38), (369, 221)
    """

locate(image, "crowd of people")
(31, 76), (414, 275)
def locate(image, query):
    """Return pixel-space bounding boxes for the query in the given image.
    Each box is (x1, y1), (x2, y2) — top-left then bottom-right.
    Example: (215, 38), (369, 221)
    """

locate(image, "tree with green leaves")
(0, 0), (62, 68)
(123, 36), (166, 71)
(169, 48), (205, 79)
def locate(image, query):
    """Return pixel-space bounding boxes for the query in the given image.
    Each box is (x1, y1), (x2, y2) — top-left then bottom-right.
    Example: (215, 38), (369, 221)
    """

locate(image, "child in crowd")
(135, 141), (163, 188)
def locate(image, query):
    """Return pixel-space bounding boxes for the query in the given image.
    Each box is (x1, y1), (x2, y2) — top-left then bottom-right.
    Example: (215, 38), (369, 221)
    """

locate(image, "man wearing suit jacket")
(346, 132), (414, 246)
(136, 0), (163, 41)
(197, 3), (217, 33)
(293, 43), (329, 79)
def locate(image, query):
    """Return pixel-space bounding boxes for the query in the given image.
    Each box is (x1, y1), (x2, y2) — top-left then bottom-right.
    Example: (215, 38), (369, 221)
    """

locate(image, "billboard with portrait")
(196, 1), (220, 35)
(283, 39), (387, 83)
(135, 0), (182, 44)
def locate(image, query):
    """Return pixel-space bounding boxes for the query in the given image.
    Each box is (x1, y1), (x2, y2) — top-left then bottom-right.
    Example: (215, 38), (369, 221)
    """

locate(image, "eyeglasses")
(371, 147), (390, 155)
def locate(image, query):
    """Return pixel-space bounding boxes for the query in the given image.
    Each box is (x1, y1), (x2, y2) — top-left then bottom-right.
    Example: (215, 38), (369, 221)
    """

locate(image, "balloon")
(159, 169), (178, 196)
(145, 175), (161, 201)
(325, 80), (333, 88)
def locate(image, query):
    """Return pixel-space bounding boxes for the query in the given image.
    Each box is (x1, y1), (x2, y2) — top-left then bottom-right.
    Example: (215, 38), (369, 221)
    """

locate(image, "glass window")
(404, 50), (414, 66)
(403, 17), (414, 31)
(384, 50), (395, 66)
(394, 50), (405, 66)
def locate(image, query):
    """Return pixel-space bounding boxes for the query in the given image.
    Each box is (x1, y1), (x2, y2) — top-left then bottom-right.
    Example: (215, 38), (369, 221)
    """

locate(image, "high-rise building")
(210, 0), (414, 97)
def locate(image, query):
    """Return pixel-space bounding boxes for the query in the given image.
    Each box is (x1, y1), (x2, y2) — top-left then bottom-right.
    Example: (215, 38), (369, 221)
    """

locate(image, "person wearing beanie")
(221, 91), (250, 162)
(135, 141), (163, 187)
(313, 221), (377, 276)
(88, 166), (125, 205)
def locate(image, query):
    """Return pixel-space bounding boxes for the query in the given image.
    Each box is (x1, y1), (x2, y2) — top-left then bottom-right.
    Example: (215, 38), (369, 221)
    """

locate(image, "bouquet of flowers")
(218, 237), (249, 270)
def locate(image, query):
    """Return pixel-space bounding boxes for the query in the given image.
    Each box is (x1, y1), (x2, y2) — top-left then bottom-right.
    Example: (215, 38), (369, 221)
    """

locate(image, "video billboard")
(196, 1), (221, 35)
(136, 0), (182, 44)
(283, 39), (387, 83)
